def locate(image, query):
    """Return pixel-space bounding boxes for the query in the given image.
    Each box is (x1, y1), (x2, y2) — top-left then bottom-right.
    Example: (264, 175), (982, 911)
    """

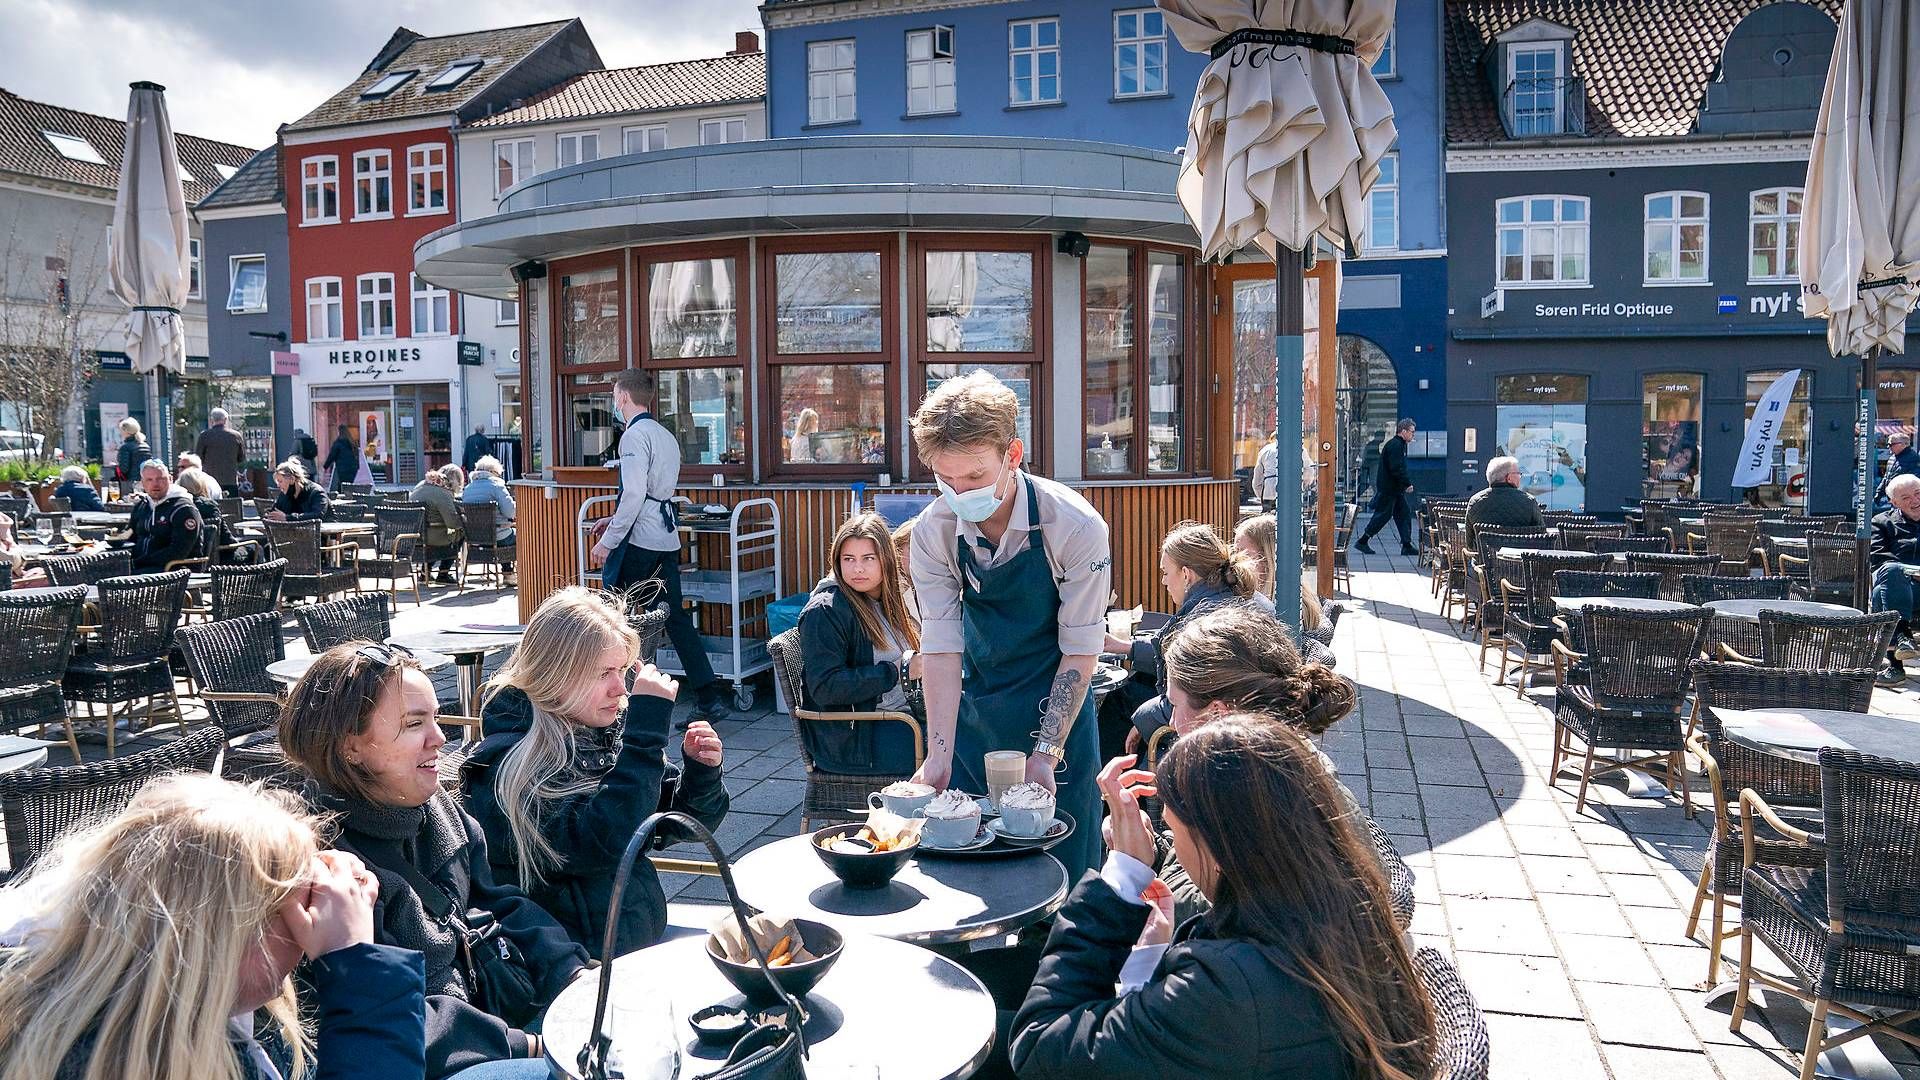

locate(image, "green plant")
(0, 460), (73, 485)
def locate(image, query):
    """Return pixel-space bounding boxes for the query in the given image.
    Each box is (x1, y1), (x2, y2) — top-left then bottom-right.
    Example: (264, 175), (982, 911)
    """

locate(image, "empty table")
(1712, 707), (1920, 766)
(387, 628), (524, 715)
(0, 735), (53, 773)
(1551, 596), (1694, 613)
(1703, 599), (1859, 621)
(267, 649), (454, 685)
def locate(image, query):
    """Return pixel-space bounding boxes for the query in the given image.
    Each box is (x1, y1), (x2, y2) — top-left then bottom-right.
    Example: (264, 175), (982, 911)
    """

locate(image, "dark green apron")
(954, 475), (1101, 880)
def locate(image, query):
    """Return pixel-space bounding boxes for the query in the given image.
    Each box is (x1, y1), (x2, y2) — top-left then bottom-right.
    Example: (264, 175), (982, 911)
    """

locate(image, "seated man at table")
(1869, 473), (1920, 682)
(1464, 455), (1544, 540)
(128, 458), (204, 571)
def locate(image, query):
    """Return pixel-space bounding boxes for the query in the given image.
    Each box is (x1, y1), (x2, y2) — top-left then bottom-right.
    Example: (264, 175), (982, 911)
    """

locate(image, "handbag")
(579, 811), (807, 1080)
(385, 856), (544, 1028)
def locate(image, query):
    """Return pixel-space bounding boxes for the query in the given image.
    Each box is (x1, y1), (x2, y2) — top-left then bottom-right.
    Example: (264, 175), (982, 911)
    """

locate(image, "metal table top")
(1702, 599), (1860, 622)
(267, 649), (454, 684)
(1551, 596), (1696, 613)
(1712, 707), (1920, 766)
(387, 628), (525, 658)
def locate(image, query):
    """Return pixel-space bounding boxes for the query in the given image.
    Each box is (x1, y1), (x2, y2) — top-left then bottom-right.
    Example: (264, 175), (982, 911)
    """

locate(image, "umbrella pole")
(1274, 246), (1305, 634)
(1856, 349), (1878, 611)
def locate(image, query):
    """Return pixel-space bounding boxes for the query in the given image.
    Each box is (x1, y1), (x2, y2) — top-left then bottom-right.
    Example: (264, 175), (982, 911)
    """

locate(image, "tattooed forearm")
(1038, 668), (1085, 744)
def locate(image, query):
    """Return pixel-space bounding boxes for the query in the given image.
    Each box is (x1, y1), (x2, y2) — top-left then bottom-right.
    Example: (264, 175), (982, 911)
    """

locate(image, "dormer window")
(1493, 20), (1583, 138)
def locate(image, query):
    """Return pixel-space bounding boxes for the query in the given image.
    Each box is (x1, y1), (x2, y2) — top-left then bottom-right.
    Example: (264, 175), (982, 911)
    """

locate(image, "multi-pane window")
(493, 138), (534, 198)
(807, 39), (857, 124)
(1645, 192), (1709, 283)
(907, 26), (956, 115)
(1365, 152), (1399, 252)
(227, 255), (267, 313)
(1750, 187), (1803, 283)
(766, 239), (894, 472)
(1010, 18), (1061, 105)
(187, 237), (202, 299)
(1496, 195), (1589, 285)
(357, 273), (396, 339)
(1113, 9), (1167, 97)
(1373, 27), (1396, 77)
(700, 117), (748, 145)
(352, 149), (391, 219)
(305, 278), (343, 342)
(623, 125), (668, 154)
(1084, 243), (1193, 477)
(1507, 44), (1563, 136)
(410, 273), (450, 336)
(556, 131), (599, 168)
(406, 144), (447, 214)
(301, 156), (339, 224)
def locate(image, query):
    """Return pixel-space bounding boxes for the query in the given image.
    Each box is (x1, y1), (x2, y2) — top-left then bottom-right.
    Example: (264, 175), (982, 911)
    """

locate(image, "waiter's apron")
(599, 412), (674, 589)
(953, 477), (1101, 881)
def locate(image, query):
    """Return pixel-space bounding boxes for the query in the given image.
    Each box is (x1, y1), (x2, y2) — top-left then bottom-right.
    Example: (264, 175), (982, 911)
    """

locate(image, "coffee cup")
(918, 790), (982, 847)
(997, 782), (1056, 839)
(866, 782), (934, 818)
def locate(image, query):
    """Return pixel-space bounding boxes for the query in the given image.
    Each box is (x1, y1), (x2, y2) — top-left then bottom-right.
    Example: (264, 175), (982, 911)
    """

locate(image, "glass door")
(392, 395), (419, 486)
(1495, 373), (1589, 511)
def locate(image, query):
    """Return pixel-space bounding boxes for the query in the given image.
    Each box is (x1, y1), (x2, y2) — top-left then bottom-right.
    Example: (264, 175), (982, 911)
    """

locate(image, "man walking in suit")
(1355, 418), (1418, 556)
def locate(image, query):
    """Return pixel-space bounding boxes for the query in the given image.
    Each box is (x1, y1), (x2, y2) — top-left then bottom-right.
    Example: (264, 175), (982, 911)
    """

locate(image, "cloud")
(0, 0), (765, 149)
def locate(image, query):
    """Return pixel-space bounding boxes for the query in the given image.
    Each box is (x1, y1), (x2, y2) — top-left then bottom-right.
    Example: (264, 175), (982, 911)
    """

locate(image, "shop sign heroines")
(290, 338), (464, 387)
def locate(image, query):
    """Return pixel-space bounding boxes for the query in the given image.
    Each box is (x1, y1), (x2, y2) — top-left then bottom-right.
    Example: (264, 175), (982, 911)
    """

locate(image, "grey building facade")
(196, 145), (292, 474)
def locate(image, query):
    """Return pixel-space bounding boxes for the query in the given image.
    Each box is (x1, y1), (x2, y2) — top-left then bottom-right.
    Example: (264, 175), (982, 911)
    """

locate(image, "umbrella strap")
(131, 305), (182, 315)
(1210, 28), (1356, 59)
(1860, 275), (1910, 291)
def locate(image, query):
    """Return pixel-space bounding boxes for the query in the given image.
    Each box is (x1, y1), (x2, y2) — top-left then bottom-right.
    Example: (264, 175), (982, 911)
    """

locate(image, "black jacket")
(312, 785), (588, 1079)
(114, 435), (150, 482)
(464, 687), (728, 960)
(324, 436), (360, 480)
(1010, 873), (1350, 1079)
(297, 432), (320, 464)
(796, 578), (920, 775)
(1879, 446), (1920, 501)
(129, 489), (203, 570)
(1464, 482), (1545, 539)
(463, 432), (494, 471)
(194, 425), (245, 488)
(1870, 507), (1920, 570)
(1373, 434), (1410, 504)
(1126, 580), (1243, 697)
(276, 482), (330, 521)
(53, 480), (103, 512)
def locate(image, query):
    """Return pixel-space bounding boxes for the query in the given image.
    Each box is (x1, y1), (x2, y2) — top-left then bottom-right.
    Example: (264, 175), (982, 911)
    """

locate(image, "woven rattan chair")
(1540, 512), (1597, 528)
(216, 496), (244, 522)
(175, 613), (292, 785)
(1778, 534), (1859, 604)
(267, 519), (356, 604)
(1682, 664), (1872, 984)
(1547, 573), (1663, 690)
(1623, 551), (1719, 602)
(1730, 748), (1920, 1080)
(1497, 551), (1608, 695)
(1429, 510), (1466, 598)
(359, 506), (426, 608)
(1467, 529), (1552, 656)
(1685, 517), (1762, 576)
(0, 725), (224, 881)
(1721, 610), (1900, 671)
(0, 587), (87, 762)
(340, 483), (374, 497)
(767, 630), (923, 829)
(1681, 574), (1790, 606)
(457, 503), (515, 589)
(1329, 502), (1357, 593)
(44, 549), (132, 587)
(294, 592), (392, 653)
(1413, 946), (1491, 1080)
(1753, 520), (1820, 574)
(208, 558), (286, 621)
(251, 497), (277, 521)
(61, 570), (189, 758)
(1555, 523), (1629, 552)
(1592, 534), (1672, 555)
(1549, 604), (1708, 813)
(1436, 518), (1470, 623)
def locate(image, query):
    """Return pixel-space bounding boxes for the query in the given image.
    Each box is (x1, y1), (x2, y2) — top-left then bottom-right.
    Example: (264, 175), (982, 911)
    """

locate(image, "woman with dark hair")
(1011, 717), (1435, 1079)
(797, 511), (923, 775)
(266, 459), (329, 522)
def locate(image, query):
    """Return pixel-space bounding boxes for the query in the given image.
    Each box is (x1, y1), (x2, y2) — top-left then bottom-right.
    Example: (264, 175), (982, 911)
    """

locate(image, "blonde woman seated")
(464, 587), (728, 959)
(797, 512), (923, 776)
(0, 773), (426, 1080)
(1233, 513), (1328, 636)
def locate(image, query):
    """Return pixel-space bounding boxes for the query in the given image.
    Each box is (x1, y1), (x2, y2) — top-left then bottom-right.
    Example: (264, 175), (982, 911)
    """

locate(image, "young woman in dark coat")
(266, 460), (330, 521)
(797, 512), (923, 775)
(464, 586), (728, 959)
(279, 642), (588, 1080)
(1011, 717), (1436, 1080)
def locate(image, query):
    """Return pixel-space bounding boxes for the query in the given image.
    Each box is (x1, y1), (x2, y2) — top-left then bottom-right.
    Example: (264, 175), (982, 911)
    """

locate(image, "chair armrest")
(791, 707), (926, 766)
(1717, 643), (1761, 665)
(1685, 732), (1731, 836)
(202, 691), (285, 704)
(165, 557), (209, 572)
(1146, 723), (1176, 767)
(1777, 553), (1808, 573)
(436, 713), (483, 734)
(1737, 788), (1817, 871)
(649, 855), (721, 877)
(1550, 637), (1584, 686)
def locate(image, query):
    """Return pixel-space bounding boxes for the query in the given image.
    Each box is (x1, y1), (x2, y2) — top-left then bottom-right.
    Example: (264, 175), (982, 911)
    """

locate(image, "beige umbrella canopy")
(107, 81), (191, 380)
(1159, 0), (1398, 259)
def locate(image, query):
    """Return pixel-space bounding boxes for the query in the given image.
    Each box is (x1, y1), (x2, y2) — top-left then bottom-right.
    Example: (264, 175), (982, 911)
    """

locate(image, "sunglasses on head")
(352, 641), (415, 672)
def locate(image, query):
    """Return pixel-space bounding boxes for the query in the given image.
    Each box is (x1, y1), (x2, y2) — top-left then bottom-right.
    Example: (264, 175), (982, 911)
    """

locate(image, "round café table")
(730, 833), (1068, 947)
(0, 735), (53, 773)
(542, 924), (995, 1080)
(266, 649), (454, 685)
(12, 573), (214, 603)
(1702, 598), (1859, 621)
(1711, 707), (1920, 766)
(1551, 595), (1695, 613)
(387, 628), (524, 715)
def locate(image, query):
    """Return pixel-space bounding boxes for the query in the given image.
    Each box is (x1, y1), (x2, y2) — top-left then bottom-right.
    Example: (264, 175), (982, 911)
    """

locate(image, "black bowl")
(688, 1004), (750, 1047)
(706, 919), (844, 1005)
(809, 823), (916, 889)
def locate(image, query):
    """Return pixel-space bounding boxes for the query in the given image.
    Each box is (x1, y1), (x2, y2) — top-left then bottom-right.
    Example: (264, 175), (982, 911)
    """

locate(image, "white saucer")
(918, 822), (993, 852)
(988, 817), (1067, 846)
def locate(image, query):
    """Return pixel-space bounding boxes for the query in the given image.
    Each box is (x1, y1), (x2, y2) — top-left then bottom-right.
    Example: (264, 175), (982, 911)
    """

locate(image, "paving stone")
(1704, 1044), (1800, 1080)
(1508, 822), (1588, 857)
(1494, 797), (1570, 828)
(1588, 844), (1656, 875)
(1538, 892), (1635, 938)
(1369, 791), (1424, 822)
(1427, 819), (1516, 857)
(1371, 767), (1418, 793)
(726, 778), (807, 815)
(1607, 871), (1684, 908)
(1557, 932), (1664, 988)
(1621, 903), (1704, 947)
(1645, 942), (1720, 991)
(1519, 853), (1606, 895)
(1576, 981), (1701, 1050)
(721, 751), (785, 781)
(1484, 1014), (1610, 1080)
(1445, 896), (1557, 956)
(1453, 951), (1582, 1019)
(1599, 1043), (1720, 1080)
(1419, 785), (1499, 818)
(1431, 853), (1534, 899)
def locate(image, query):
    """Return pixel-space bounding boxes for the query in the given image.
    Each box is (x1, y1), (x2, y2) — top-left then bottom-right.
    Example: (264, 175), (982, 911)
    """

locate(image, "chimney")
(730, 30), (760, 55)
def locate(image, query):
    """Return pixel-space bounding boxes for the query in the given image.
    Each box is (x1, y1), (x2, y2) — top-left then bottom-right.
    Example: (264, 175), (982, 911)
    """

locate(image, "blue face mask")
(937, 459), (1011, 522)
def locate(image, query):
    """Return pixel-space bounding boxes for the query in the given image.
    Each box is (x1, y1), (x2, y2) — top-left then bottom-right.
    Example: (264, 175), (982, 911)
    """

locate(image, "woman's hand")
(683, 720), (723, 767)
(284, 850), (378, 960)
(1097, 754), (1159, 867)
(911, 755), (952, 792)
(630, 662), (678, 701)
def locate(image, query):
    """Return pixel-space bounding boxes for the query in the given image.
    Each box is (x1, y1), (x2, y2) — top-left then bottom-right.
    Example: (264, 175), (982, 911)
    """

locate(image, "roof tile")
(466, 51), (765, 128)
(285, 19), (578, 133)
(0, 86), (255, 202)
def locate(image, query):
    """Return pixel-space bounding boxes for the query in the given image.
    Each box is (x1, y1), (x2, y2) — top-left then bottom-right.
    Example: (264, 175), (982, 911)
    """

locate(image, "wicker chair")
(1549, 604), (1709, 813)
(360, 506), (426, 608)
(44, 549), (132, 587)
(1466, 529), (1551, 654)
(1623, 551), (1719, 602)
(1753, 520), (1820, 574)
(457, 503), (515, 589)
(0, 587), (88, 762)
(1682, 574), (1791, 606)
(267, 520), (357, 604)
(1682, 664), (1872, 985)
(1685, 517), (1762, 576)
(294, 592), (392, 653)
(1592, 534), (1672, 555)
(340, 483), (374, 497)
(1551, 570), (1659, 600)
(216, 496), (245, 522)
(1730, 748), (1920, 1080)
(1722, 610), (1900, 671)
(175, 613), (292, 785)
(61, 570), (190, 758)
(1555, 523), (1629, 552)
(1540, 512), (1597, 528)
(1778, 534), (1859, 604)
(208, 558), (286, 621)
(1330, 502), (1357, 594)
(1496, 551), (1608, 695)
(0, 725), (225, 881)
(1413, 946), (1491, 1080)
(767, 630), (924, 829)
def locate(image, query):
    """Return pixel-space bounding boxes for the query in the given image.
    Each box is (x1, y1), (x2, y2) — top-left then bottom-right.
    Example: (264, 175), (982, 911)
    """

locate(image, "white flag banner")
(1733, 368), (1802, 488)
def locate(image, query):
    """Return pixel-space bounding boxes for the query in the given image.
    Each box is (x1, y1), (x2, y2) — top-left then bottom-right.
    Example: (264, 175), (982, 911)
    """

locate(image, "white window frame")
(622, 124), (668, 154)
(807, 38), (858, 125)
(357, 273), (396, 340)
(493, 138), (535, 199)
(1373, 26), (1397, 78)
(1009, 17), (1062, 105)
(425, 60), (481, 91)
(496, 298), (520, 326)
(187, 237), (202, 299)
(906, 26), (957, 115)
(352, 148), (392, 220)
(1495, 195), (1591, 287)
(405, 143), (448, 216)
(1364, 152), (1399, 253)
(409, 273), (450, 337)
(305, 277), (343, 342)
(40, 129), (107, 164)
(1643, 191), (1711, 285)
(1112, 9), (1167, 99)
(227, 254), (267, 314)
(300, 155), (339, 225)
(361, 69), (417, 100)
(699, 116), (749, 145)
(1748, 186), (1804, 284)
(1505, 43), (1565, 136)
(555, 130), (599, 169)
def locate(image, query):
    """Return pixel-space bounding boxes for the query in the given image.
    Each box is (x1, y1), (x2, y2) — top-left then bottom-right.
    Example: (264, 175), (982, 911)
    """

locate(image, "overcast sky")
(0, 0), (766, 150)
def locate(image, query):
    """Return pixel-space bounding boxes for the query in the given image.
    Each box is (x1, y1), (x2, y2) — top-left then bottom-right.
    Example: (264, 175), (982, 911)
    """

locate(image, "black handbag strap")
(578, 811), (808, 1080)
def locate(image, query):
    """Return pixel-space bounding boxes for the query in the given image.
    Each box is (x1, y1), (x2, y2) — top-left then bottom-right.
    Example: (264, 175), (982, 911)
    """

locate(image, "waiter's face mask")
(934, 449), (1012, 523)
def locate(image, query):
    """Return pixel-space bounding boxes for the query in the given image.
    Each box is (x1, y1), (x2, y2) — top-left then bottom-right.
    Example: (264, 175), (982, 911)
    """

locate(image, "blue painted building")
(761, 0), (1450, 493)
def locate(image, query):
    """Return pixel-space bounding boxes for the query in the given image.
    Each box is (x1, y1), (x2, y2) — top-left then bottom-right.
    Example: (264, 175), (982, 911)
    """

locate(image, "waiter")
(589, 369), (731, 724)
(910, 372), (1107, 880)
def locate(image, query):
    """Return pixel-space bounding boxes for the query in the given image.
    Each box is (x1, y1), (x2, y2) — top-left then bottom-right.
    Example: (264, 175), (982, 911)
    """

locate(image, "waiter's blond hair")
(913, 370), (1018, 457)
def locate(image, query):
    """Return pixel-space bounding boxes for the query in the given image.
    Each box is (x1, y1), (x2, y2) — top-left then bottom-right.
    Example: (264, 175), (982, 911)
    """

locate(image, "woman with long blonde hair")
(1232, 513), (1325, 632)
(0, 773), (424, 1080)
(465, 586), (728, 958)
(797, 511), (923, 775)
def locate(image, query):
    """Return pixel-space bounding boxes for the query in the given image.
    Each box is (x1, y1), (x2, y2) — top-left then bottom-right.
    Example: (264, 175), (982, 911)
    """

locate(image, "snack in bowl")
(920, 789), (983, 847)
(812, 817), (917, 888)
(707, 912), (843, 1003)
(997, 781), (1057, 839)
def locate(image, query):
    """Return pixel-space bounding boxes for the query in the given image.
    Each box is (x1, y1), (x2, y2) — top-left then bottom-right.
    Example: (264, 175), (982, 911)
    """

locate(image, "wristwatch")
(1032, 739), (1068, 768)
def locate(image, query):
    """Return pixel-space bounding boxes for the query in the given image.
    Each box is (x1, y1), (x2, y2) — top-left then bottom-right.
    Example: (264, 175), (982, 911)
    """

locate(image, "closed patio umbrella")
(1160, 0), (1397, 631)
(107, 81), (191, 462)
